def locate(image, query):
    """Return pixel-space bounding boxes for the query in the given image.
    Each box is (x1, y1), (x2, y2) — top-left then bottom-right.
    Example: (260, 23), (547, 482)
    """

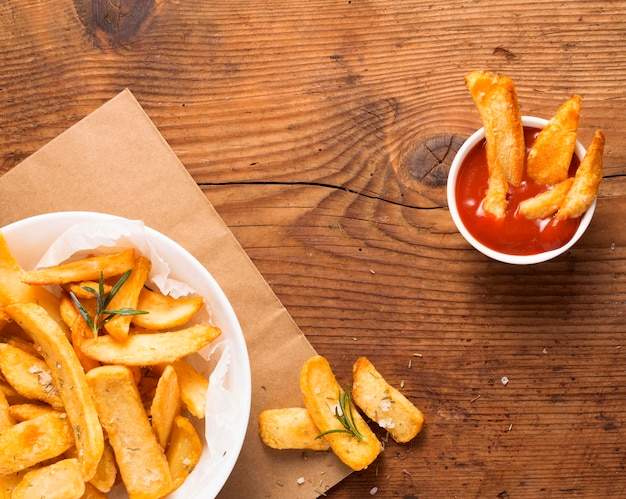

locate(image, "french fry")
(0, 388), (15, 431)
(87, 441), (117, 493)
(79, 324), (221, 366)
(0, 234), (67, 333)
(165, 415), (203, 493)
(4, 303), (104, 481)
(0, 343), (64, 410)
(300, 355), (381, 471)
(104, 256), (151, 342)
(20, 249), (135, 286)
(556, 130), (605, 219)
(7, 403), (60, 422)
(171, 359), (209, 419)
(11, 458), (85, 499)
(258, 407), (331, 451)
(0, 412), (74, 475)
(62, 281), (112, 300)
(465, 70), (525, 188)
(69, 316), (101, 373)
(81, 483), (109, 499)
(150, 364), (180, 449)
(351, 357), (424, 443)
(0, 309), (10, 332)
(527, 95), (581, 185)
(133, 287), (204, 330)
(86, 365), (172, 499)
(518, 177), (574, 220)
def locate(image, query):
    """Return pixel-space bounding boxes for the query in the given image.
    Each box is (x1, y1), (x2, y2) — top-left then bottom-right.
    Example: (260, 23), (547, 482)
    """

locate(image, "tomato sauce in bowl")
(447, 116), (595, 264)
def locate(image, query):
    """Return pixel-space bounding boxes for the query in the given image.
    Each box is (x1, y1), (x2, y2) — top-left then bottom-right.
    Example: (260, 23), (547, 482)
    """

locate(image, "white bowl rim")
(0, 210), (252, 498)
(446, 116), (596, 265)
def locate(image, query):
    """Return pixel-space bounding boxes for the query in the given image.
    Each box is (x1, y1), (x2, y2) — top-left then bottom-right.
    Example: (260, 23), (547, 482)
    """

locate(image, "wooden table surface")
(2, 1), (626, 497)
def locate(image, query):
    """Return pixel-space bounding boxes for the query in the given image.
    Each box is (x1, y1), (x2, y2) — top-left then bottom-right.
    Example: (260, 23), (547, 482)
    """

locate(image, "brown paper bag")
(0, 89), (351, 497)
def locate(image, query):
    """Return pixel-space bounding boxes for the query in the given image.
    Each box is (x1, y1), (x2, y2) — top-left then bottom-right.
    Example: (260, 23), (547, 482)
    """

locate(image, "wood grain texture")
(2, 0), (626, 497)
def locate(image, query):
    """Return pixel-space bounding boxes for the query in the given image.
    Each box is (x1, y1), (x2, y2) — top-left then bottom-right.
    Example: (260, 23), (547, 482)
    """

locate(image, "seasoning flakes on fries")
(464, 70), (604, 223)
(258, 355), (424, 472)
(0, 239), (222, 497)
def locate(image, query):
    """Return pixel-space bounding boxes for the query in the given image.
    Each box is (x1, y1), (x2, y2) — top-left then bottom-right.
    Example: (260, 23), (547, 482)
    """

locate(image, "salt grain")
(370, 486), (378, 495)
(501, 376), (509, 386)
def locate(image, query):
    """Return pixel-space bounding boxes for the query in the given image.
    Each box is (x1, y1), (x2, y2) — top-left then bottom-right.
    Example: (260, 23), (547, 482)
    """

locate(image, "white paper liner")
(35, 219), (236, 499)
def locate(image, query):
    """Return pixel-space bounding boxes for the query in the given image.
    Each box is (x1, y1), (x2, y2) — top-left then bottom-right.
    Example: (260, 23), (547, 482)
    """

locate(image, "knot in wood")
(74, 0), (154, 48)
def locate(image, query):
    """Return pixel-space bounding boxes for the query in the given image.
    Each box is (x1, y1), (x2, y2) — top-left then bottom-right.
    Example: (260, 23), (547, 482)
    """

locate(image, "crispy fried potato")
(133, 288), (204, 330)
(7, 403), (60, 422)
(481, 158), (509, 219)
(4, 303), (104, 481)
(518, 177), (574, 220)
(0, 412), (74, 475)
(87, 441), (117, 493)
(62, 281), (112, 300)
(86, 365), (172, 499)
(300, 355), (381, 471)
(150, 365), (180, 449)
(465, 70), (525, 188)
(165, 415), (203, 493)
(527, 95), (581, 185)
(69, 316), (101, 373)
(0, 343), (64, 410)
(0, 388), (15, 431)
(20, 249), (135, 286)
(81, 483), (109, 499)
(171, 359), (209, 419)
(0, 309), (10, 332)
(351, 357), (424, 443)
(104, 256), (151, 342)
(258, 407), (331, 451)
(0, 234), (67, 333)
(556, 130), (605, 219)
(80, 324), (221, 366)
(11, 458), (85, 499)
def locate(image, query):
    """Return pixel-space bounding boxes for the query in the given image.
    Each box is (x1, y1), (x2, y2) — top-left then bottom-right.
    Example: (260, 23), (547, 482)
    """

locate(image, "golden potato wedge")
(465, 70), (525, 187)
(0, 412), (74, 475)
(0, 468), (28, 498)
(518, 177), (574, 220)
(4, 303), (104, 481)
(0, 309), (10, 332)
(0, 388), (15, 431)
(104, 256), (151, 342)
(86, 365), (172, 499)
(11, 458), (85, 499)
(556, 129), (605, 219)
(165, 415), (203, 493)
(351, 357), (424, 443)
(150, 364), (180, 449)
(81, 483), (109, 499)
(133, 288), (203, 330)
(527, 95), (581, 185)
(69, 316), (101, 373)
(481, 158), (509, 219)
(300, 355), (381, 471)
(7, 403), (60, 422)
(0, 343), (64, 410)
(0, 234), (67, 333)
(171, 359), (209, 419)
(62, 281), (112, 300)
(87, 440), (117, 493)
(80, 324), (221, 366)
(258, 407), (331, 451)
(20, 249), (135, 286)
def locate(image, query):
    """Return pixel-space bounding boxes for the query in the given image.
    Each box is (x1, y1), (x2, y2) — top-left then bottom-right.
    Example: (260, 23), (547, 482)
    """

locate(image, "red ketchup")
(455, 128), (581, 256)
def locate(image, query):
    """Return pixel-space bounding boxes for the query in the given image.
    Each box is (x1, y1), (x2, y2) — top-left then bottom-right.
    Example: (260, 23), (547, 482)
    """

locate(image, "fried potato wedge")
(81, 483), (109, 499)
(0, 412), (74, 475)
(80, 324), (221, 366)
(7, 403), (60, 422)
(0, 234), (66, 332)
(556, 129), (605, 219)
(11, 458), (85, 499)
(165, 415), (203, 493)
(20, 249), (135, 286)
(62, 281), (112, 300)
(104, 256), (151, 342)
(4, 303), (104, 481)
(465, 70), (525, 187)
(300, 355), (381, 471)
(87, 440), (117, 493)
(351, 357), (424, 443)
(258, 407), (331, 451)
(171, 359), (209, 419)
(133, 288), (204, 330)
(527, 95), (581, 185)
(86, 365), (172, 499)
(0, 388), (15, 431)
(0, 309), (10, 332)
(0, 343), (64, 410)
(518, 177), (574, 220)
(150, 364), (180, 449)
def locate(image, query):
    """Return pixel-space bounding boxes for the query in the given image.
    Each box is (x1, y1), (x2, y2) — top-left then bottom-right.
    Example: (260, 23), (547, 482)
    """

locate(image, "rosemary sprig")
(69, 270), (148, 338)
(316, 389), (365, 441)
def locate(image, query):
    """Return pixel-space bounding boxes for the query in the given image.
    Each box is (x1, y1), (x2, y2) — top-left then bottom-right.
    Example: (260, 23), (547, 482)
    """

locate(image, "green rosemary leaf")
(315, 390), (365, 441)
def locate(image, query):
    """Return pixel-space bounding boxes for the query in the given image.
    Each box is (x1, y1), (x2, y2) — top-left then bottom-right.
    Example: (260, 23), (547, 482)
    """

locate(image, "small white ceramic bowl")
(447, 116), (595, 265)
(0, 211), (251, 498)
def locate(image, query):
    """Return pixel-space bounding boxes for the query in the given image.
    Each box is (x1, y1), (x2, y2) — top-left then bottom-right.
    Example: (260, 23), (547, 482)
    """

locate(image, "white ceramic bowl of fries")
(448, 116), (598, 265)
(0, 211), (251, 498)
